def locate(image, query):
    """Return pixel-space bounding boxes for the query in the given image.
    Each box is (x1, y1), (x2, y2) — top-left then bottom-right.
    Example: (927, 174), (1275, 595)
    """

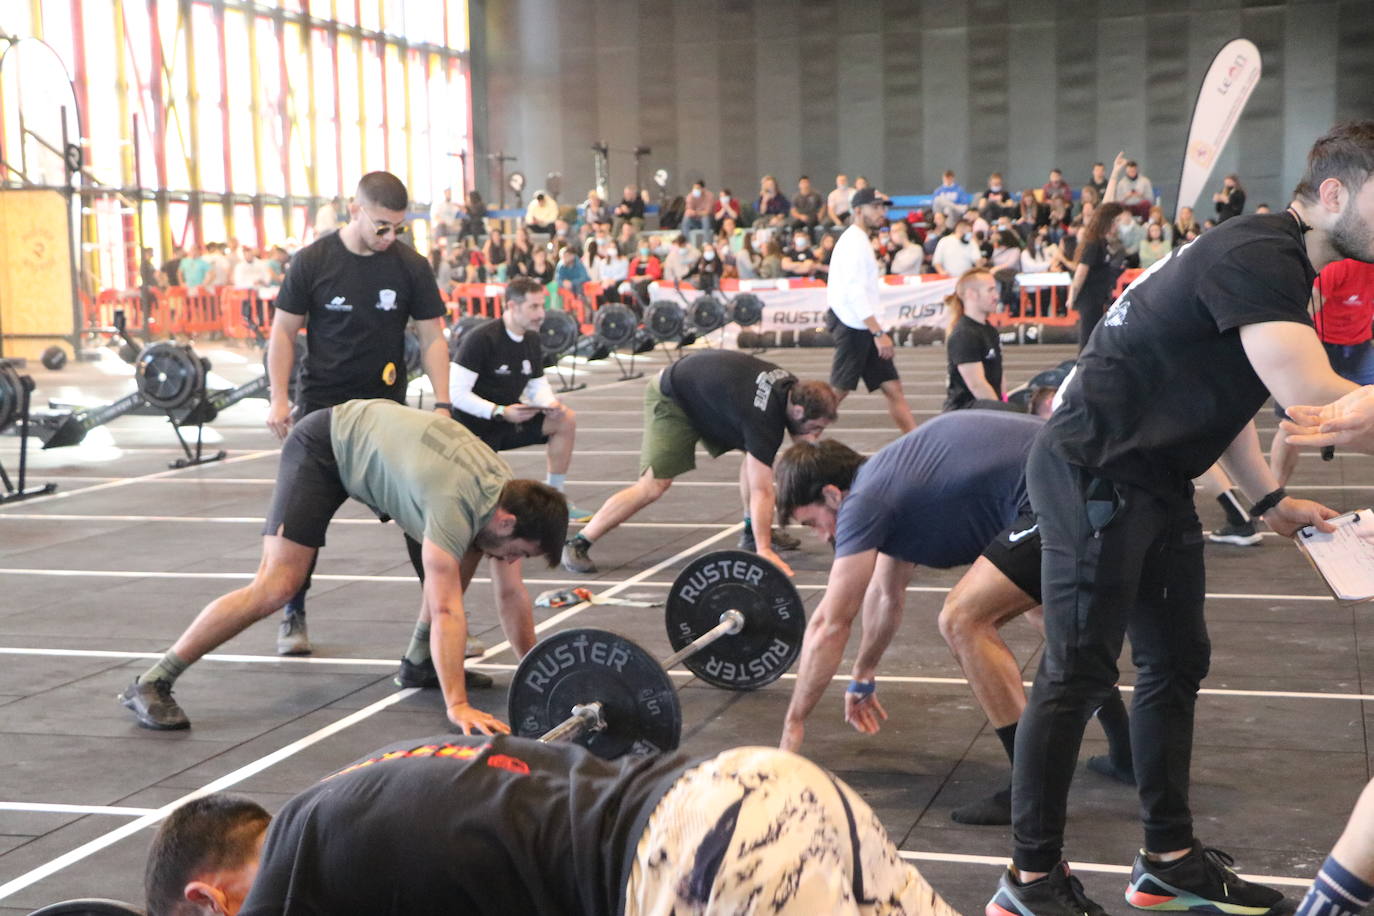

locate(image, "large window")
(3, 0), (471, 288)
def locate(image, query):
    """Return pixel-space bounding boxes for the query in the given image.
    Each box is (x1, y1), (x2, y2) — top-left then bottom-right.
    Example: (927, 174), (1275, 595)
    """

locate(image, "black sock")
(1216, 489), (1250, 528)
(995, 722), (1018, 765)
(1094, 687), (1133, 769)
(569, 533), (591, 547)
(284, 592), (306, 617)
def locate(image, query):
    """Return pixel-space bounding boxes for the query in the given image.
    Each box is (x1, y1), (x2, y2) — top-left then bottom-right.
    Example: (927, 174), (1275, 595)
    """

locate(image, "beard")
(472, 527), (509, 555)
(1329, 201), (1374, 263)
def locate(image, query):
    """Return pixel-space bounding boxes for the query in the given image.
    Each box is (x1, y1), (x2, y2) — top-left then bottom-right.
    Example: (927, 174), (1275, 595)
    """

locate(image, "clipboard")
(1295, 509), (1374, 604)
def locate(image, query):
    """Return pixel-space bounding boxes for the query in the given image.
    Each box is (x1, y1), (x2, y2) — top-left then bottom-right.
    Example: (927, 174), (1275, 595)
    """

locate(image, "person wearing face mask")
(682, 179), (715, 248)
(712, 187), (741, 229)
(931, 218), (986, 277)
(689, 240), (724, 291)
(781, 231), (819, 277)
(978, 172), (1019, 221)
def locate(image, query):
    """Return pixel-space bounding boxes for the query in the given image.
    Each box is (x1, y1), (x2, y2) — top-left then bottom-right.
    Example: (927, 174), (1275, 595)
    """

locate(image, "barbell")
(507, 549), (805, 758)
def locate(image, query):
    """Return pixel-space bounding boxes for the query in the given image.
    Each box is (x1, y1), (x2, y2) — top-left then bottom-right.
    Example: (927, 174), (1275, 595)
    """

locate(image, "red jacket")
(626, 256), (663, 280)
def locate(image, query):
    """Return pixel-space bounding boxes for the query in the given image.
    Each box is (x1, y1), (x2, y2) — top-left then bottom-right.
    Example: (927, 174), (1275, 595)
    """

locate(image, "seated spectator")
(583, 221), (614, 258)
(1202, 217), (1217, 231)
(600, 243), (630, 289)
(990, 229), (1024, 307)
(757, 238), (784, 279)
(464, 191), (488, 238)
(826, 174), (854, 227)
(1020, 225), (1057, 273)
(689, 241), (725, 291)
(923, 210), (951, 257)
(889, 222), (925, 275)
(735, 232), (760, 279)
(1145, 205), (1174, 245)
(463, 249), (489, 283)
(1212, 174), (1246, 222)
(790, 175), (823, 233)
(663, 235), (698, 283)
(581, 189), (609, 227)
(616, 220), (639, 258)
(720, 216), (742, 251)
(931, 170), (970, 221)
(781, 228), (820, 278)
(977, 172), (1019, 221)
(627, 241), (663, 283)
(435, 245), (463, 293)
(815, 232), (838, 279)
(755, 175), (790, 228)
(683, 179), (715, 246)
(431, 188), (461, 242)
(1077, 182), (1101, 220)
(1117, 211), (1144, 268)
(554, 245), (590, 304)
(612, 185), (645, 236)
(1014, 190), (1044, 238)
(527, 246), (555, 285)
(1087, 161), (1108, 200)
(1138, 221), (1170, 269)
(1041, 168), (1073, 209)
(1052, 221), (1079, 268)
(525, 191), (559, 234)
(1115, 159), (1154, 220)
(1254, 203), (1272, 214)
(713, 188), (741, 229)
(508, 226), (536, 277)
(932, 218), (984, 277)
(482, 227), (510, 281)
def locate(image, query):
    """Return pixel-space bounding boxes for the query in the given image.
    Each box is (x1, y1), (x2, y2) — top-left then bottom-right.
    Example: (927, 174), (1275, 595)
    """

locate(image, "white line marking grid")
(0, 344), (1359, 904)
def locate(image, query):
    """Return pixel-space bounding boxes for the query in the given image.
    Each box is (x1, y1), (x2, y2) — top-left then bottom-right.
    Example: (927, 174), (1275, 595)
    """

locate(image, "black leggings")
(1012, 438), (1209, 872)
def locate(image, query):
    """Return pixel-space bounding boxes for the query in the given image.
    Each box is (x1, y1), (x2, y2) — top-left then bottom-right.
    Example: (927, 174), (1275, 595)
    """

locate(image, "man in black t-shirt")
(990, 123), (1374, 916)
(264, 171), (451, 657)
(145, 736), (954, 916)
(942, 268), (1006, 411)
(563, 351), (838, 577)
(452, 277), (588, 521)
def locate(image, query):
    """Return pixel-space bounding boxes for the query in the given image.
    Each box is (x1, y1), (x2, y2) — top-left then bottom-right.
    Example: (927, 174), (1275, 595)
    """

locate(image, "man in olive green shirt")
(119, 400), (568, 736)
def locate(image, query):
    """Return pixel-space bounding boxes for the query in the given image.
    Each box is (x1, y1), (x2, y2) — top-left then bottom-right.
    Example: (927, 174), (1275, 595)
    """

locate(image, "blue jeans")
(682, 215), (711, 246)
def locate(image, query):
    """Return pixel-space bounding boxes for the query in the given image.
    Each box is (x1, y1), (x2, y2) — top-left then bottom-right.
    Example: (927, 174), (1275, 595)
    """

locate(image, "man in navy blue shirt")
(774, 411), (1132, 825)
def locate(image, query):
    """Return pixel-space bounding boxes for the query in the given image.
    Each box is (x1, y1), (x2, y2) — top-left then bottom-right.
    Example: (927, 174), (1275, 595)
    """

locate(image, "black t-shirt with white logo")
(944, 315), (1003, 410)
(659, 350), (796, 465)
(1048, 213), (1316, 493)
(239, 734), (695, 916)
(275, 232), (447, 406)
(1076, 237), (1125, 311)
(455, 317), (544, 411)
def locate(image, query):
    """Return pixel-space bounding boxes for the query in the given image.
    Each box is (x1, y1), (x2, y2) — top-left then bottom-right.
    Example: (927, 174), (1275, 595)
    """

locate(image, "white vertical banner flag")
(1174, 38), (1262, 222)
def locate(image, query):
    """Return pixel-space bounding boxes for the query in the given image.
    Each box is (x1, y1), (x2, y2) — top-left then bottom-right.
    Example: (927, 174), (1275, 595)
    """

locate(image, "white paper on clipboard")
(1295, 509), (1374, 603)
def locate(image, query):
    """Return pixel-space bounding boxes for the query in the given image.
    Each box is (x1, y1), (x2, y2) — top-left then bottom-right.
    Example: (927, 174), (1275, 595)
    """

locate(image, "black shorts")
(261, 408), (349, 548)
(454, 411), (550, 451)
(978, 508), (1043, 604)
(826, 311), (900, 393)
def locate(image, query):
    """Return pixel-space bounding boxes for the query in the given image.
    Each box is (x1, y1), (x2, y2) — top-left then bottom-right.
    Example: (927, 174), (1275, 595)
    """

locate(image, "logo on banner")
(1190, 141), (1215, 167)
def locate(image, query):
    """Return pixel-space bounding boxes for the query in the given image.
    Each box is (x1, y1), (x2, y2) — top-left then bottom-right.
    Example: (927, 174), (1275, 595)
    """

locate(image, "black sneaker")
(276, 610), (312, 656)
(562, 536), (596, 574)
(738, 527), (802, 552)
(987, 862), (1109, 916)
(118, 677), (190, 730)
(1206, 522), (1262, 547)
(393, 657), (493, 690)
(1086, 754), (1136, 785)
(951, 785), (1011, 825)
(1125, 844), (1283, 914)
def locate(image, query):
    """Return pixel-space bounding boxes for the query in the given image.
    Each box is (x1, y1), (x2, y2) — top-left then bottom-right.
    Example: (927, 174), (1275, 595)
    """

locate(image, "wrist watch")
(871, 328), (885, 338)
(493, 405), (506, 420)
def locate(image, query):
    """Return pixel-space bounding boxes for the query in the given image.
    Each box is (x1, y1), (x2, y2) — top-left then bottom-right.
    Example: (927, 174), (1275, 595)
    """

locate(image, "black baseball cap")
(851, 187), (891, 208)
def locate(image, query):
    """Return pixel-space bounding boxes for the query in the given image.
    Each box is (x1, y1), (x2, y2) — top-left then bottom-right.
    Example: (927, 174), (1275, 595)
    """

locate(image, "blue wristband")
(846, 679), (876, 698)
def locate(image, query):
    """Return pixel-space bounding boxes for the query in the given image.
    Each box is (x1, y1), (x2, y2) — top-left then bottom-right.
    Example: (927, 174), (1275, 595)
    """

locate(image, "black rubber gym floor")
(0, 340), (1367, 913)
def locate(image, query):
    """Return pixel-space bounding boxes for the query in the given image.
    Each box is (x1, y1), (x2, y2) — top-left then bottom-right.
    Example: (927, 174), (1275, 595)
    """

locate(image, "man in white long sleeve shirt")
(824, 188), (917, 432)
(450, 277), (588, 520)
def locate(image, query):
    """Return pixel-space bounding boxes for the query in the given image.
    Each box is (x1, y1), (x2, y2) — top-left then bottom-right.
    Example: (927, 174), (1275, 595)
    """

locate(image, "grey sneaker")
(465, 635), (487, 658)
(393, 657), (493, 690)
(562, 536), (597, 574)
(118, 678), (190, 730)
(276, 610), (312, 656)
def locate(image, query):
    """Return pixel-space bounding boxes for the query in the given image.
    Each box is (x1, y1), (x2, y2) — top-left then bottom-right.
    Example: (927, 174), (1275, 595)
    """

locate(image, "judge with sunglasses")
(264, 170), (452, 658)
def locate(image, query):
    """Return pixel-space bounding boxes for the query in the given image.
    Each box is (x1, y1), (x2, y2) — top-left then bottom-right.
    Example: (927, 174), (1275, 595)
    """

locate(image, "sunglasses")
(361, 208), (408, 237)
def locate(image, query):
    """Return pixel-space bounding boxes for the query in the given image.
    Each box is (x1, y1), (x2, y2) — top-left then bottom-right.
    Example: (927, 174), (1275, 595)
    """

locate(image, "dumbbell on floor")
(507, 549), (805, 758)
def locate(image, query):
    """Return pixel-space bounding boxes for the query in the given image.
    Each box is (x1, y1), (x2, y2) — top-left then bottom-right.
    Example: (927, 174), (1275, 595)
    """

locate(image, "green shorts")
(639, 375), (731, 479)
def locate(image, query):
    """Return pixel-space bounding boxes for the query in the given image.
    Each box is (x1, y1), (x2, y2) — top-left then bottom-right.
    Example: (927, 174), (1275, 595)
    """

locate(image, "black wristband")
(433, 401), (453, 410)
(1249, 487), (1288, 518)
